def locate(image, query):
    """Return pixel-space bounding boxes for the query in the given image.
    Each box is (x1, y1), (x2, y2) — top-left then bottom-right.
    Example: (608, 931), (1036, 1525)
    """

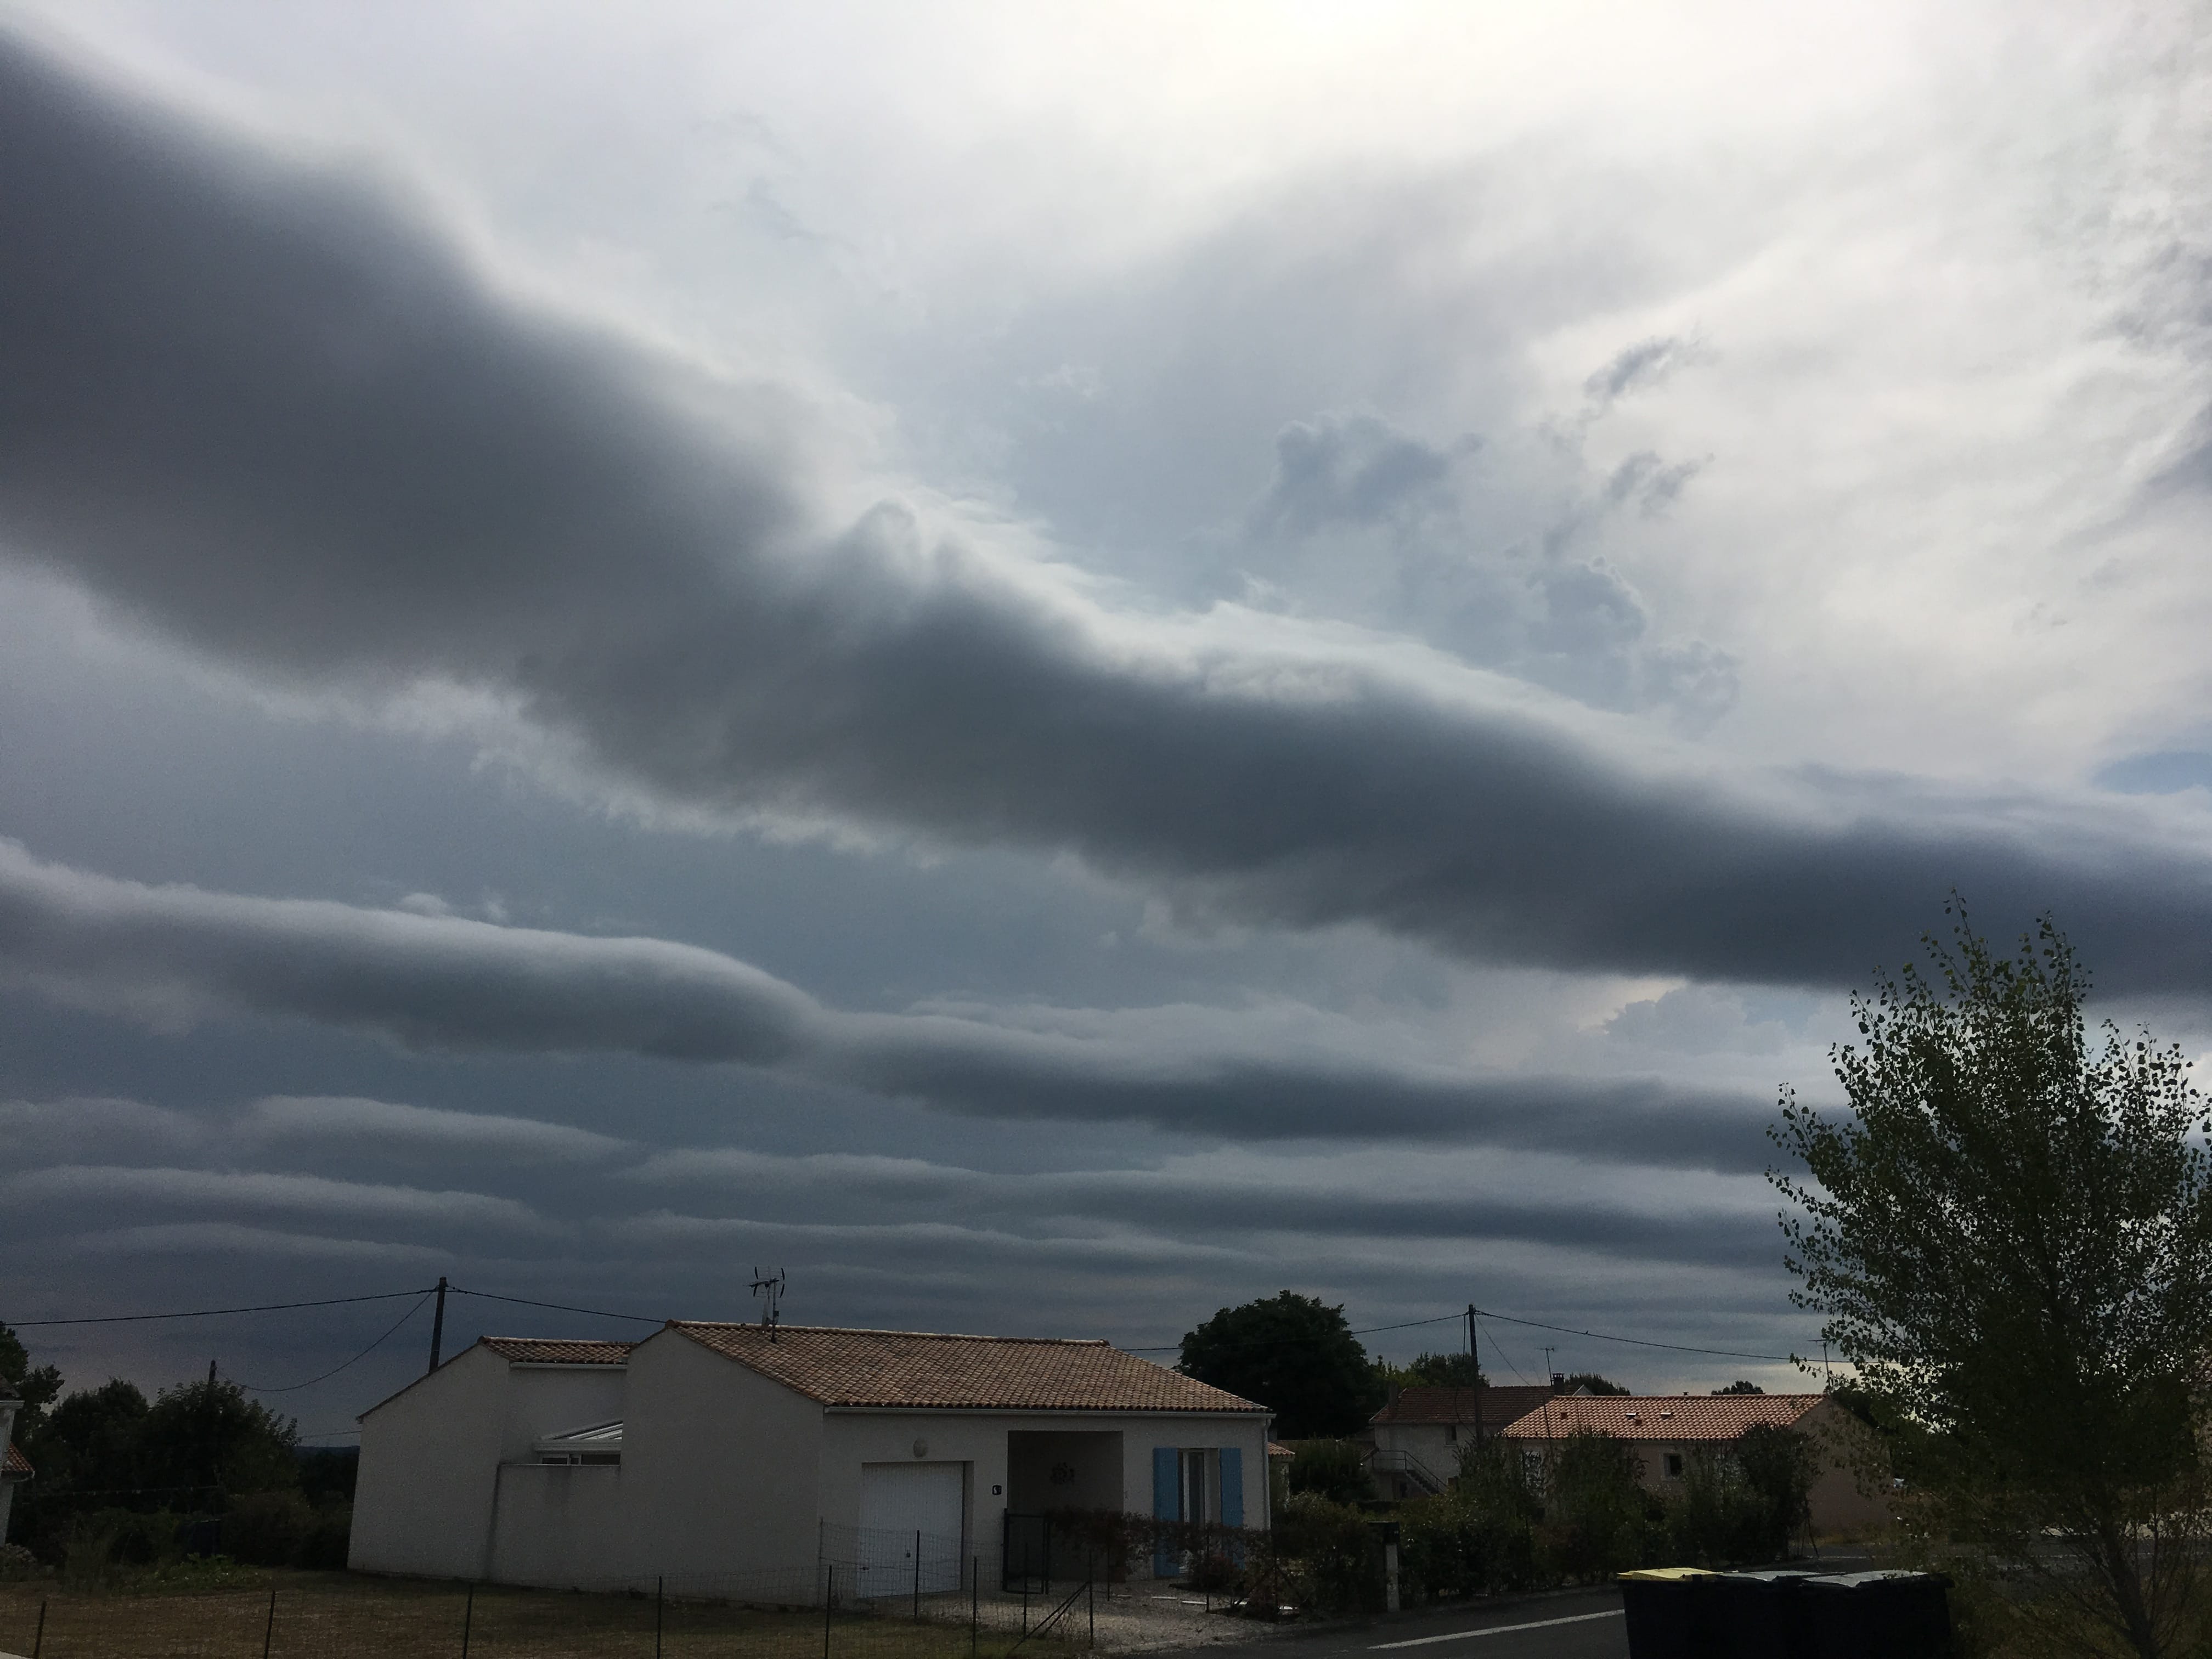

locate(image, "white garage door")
(856, 1463), (964, 1597)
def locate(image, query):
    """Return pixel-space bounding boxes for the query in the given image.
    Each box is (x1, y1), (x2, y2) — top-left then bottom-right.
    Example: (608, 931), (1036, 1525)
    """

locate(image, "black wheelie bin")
(1802, 1570), (1953, 1658)
(1618, 1567), (1723, 1658)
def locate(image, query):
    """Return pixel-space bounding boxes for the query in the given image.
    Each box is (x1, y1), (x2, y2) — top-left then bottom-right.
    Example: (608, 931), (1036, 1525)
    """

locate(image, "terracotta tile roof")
(481, 1337), (635, 1365)
(1498, 1394), (1825, 1442)
(1370, 1385), (1556, 1432)
(4, 1441), (31, 1480)
(670, 1323), (1264, 1413)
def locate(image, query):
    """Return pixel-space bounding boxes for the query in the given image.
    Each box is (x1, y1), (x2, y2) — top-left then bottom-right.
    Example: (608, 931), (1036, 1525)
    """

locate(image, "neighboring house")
(1363, 1384), (1558, 1498)
(1497, 1393), (1886, 1534)
(351, 1322), (1271, 1591)
(0, 1389), (29, 1545)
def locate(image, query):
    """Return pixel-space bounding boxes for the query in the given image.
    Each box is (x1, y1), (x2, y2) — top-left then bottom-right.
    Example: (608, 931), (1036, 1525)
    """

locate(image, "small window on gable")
(1663, 1453), (1684, 1479)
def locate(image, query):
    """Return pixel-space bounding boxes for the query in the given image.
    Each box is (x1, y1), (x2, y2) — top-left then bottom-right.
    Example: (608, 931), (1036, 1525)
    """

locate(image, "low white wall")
(613, 1327), (827, 1585)
(488, 1464), (623, 1588)
(350, 1346), (509, 1579)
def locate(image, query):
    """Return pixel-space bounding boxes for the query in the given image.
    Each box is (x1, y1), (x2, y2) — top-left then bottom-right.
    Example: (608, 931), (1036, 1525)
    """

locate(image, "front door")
(857, 1463), (964, 1597)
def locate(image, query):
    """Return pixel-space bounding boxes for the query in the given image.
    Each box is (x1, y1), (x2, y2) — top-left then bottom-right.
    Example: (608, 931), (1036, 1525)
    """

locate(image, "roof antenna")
(751, 1267), (787, 1342)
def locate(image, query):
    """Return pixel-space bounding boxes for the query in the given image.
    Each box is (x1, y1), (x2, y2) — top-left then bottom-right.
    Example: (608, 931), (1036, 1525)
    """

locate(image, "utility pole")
(207, 1359), (218, 1385)
(1466, 1304), (1484, 1452)
(427, 1276), (449, 1375)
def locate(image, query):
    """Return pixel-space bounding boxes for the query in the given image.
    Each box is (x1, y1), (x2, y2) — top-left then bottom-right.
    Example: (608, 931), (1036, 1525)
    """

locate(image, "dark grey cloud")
(0, 839), (1779, 1167)
(5, 33), (2212, 996)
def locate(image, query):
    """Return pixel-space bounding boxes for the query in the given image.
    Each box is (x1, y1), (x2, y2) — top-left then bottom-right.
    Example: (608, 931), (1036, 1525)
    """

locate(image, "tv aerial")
(751, 1267), (787, 1339)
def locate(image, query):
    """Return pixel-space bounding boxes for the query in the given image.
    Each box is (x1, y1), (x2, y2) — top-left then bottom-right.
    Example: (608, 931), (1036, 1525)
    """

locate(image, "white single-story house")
(350, 1321), (1271, 1590)
(1497, 1393), (1887, 1534)
(1362, 1384), (1558, 1498)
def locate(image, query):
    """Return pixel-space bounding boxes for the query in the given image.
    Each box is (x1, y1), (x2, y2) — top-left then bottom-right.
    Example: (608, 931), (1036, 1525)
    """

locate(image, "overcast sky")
(3, 1), (2210, 1441)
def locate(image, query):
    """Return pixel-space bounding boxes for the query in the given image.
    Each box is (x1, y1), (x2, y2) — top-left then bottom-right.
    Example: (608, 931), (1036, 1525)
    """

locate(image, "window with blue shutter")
(1153, 1446), (1180, 1576)
(1218, 1446), (1243, 1530)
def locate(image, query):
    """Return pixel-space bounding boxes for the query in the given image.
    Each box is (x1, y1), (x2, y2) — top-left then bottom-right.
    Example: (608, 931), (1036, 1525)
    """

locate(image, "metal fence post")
(970, 1555), (979, 1654)
(1087, 1575), (1095, 1648)
(823, 1564), (834, 1659)
(656, 1575), (664, 1658)
(262, 1584), (277, 1659)
(914, 1529), (922, 1621)
(461, 1583), (475, 1658)
(31, 1598), (44, 1659)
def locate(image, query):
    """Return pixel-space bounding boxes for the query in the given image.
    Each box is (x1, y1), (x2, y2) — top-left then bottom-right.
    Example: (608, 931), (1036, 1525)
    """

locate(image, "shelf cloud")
(0, 838), (1778, 1168)
(5, 30), (2212, 1000)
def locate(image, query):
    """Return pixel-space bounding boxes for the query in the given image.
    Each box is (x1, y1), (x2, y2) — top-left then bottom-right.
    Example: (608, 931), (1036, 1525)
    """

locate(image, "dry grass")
(0, 1571), (1093, 1659)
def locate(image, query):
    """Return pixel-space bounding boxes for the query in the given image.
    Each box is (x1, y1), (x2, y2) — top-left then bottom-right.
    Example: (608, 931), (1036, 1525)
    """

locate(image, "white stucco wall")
(351, 1345), (510, 1578)
(612, 1326), (827, 1588)
(1370, 1421), (1463, 1489)
(488, 1463), (623, 1587)
(351, 1345), (627, 1581)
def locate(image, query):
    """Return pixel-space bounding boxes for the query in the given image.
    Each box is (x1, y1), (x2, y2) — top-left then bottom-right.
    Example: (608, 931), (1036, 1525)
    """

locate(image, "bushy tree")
(0, 1323), (63, 1439)
(1378, 1351), (1485, 1389)
(1284, 1439), (1370, 1504)
(136, 1378), (298, 1500)
(1711, 1380), (1764, 1395)
(1773, 912), (2212, 1659)
(1179, 1292), (1381, 1438)
(1543, 1429), (1655, 1577)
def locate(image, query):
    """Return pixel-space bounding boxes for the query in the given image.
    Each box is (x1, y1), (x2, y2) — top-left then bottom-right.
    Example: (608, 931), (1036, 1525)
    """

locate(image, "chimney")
(0, 1388), (19, 1454)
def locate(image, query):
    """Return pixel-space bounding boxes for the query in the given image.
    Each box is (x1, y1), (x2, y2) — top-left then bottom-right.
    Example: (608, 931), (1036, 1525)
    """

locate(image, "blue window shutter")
(1218, 1446), (1244, 1530)
(1153, 1446), (1180, 1575)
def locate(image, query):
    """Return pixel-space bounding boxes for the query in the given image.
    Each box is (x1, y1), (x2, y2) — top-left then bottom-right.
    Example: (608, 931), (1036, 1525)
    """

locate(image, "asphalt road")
(1201, 1589), (1629, 1659)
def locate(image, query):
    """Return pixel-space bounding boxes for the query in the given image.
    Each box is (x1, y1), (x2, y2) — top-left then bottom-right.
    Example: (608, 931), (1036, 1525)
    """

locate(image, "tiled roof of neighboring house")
(670, 1323), (1265, 1413)
(1370, 1385), (1558, 1433)
(1498, 1395), (1826, 1442)
(481, 1338), (635, 1366)
(3, 1441), (31, 1479)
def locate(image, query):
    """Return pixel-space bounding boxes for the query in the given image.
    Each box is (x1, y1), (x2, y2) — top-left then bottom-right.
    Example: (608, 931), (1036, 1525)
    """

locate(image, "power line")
(447, 1285), (666, 1325)
(10, 1288), (436, 1327)
(234, 1294), (434, 1395)
(1470, 1306), (1800, 1364)
(1124, 1312), (1462, 1353)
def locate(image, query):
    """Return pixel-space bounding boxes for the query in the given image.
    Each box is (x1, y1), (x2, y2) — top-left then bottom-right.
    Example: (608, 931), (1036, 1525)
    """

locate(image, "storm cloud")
(0, 839), (1780, 1169)
(5, 31), (2212, 1000)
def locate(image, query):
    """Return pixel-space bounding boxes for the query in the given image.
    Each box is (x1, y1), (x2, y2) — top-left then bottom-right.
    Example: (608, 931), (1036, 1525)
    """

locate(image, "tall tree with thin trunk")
(1773, 909), (2212, 1659)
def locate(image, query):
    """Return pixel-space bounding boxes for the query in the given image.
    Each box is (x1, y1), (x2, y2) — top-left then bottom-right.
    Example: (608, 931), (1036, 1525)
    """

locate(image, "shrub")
(225, 1489), (317, 1567)
(1272, 1491), (1380, 1613)
(1285, 1440), (1371, 1505)
(1544, 1430), (1660, 1579)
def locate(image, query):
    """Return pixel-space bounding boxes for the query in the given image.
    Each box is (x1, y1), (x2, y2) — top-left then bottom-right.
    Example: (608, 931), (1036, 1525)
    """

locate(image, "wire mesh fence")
(0, 1543), (1250, 1658)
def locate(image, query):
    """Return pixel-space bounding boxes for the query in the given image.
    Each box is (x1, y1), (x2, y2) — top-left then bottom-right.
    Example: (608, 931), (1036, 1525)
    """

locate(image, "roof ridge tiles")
(665, 1321), (1109, 1346)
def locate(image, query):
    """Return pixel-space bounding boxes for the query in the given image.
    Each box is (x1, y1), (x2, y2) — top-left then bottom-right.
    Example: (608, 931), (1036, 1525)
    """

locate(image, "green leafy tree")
(1558, 1373), (1629, 1396)
(1711, 1381), (1764, 1395)
(1544, 1429), (1655, 1577)
(1179, 1292), (1382, 1438)
(0, 1323), (63, 1440)
(136, 1378), (299, 1500)
(1773, 911), (2212, 1659)
(28, 1380), (150, 1497)
(1377, 1351), (1485, 1389)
